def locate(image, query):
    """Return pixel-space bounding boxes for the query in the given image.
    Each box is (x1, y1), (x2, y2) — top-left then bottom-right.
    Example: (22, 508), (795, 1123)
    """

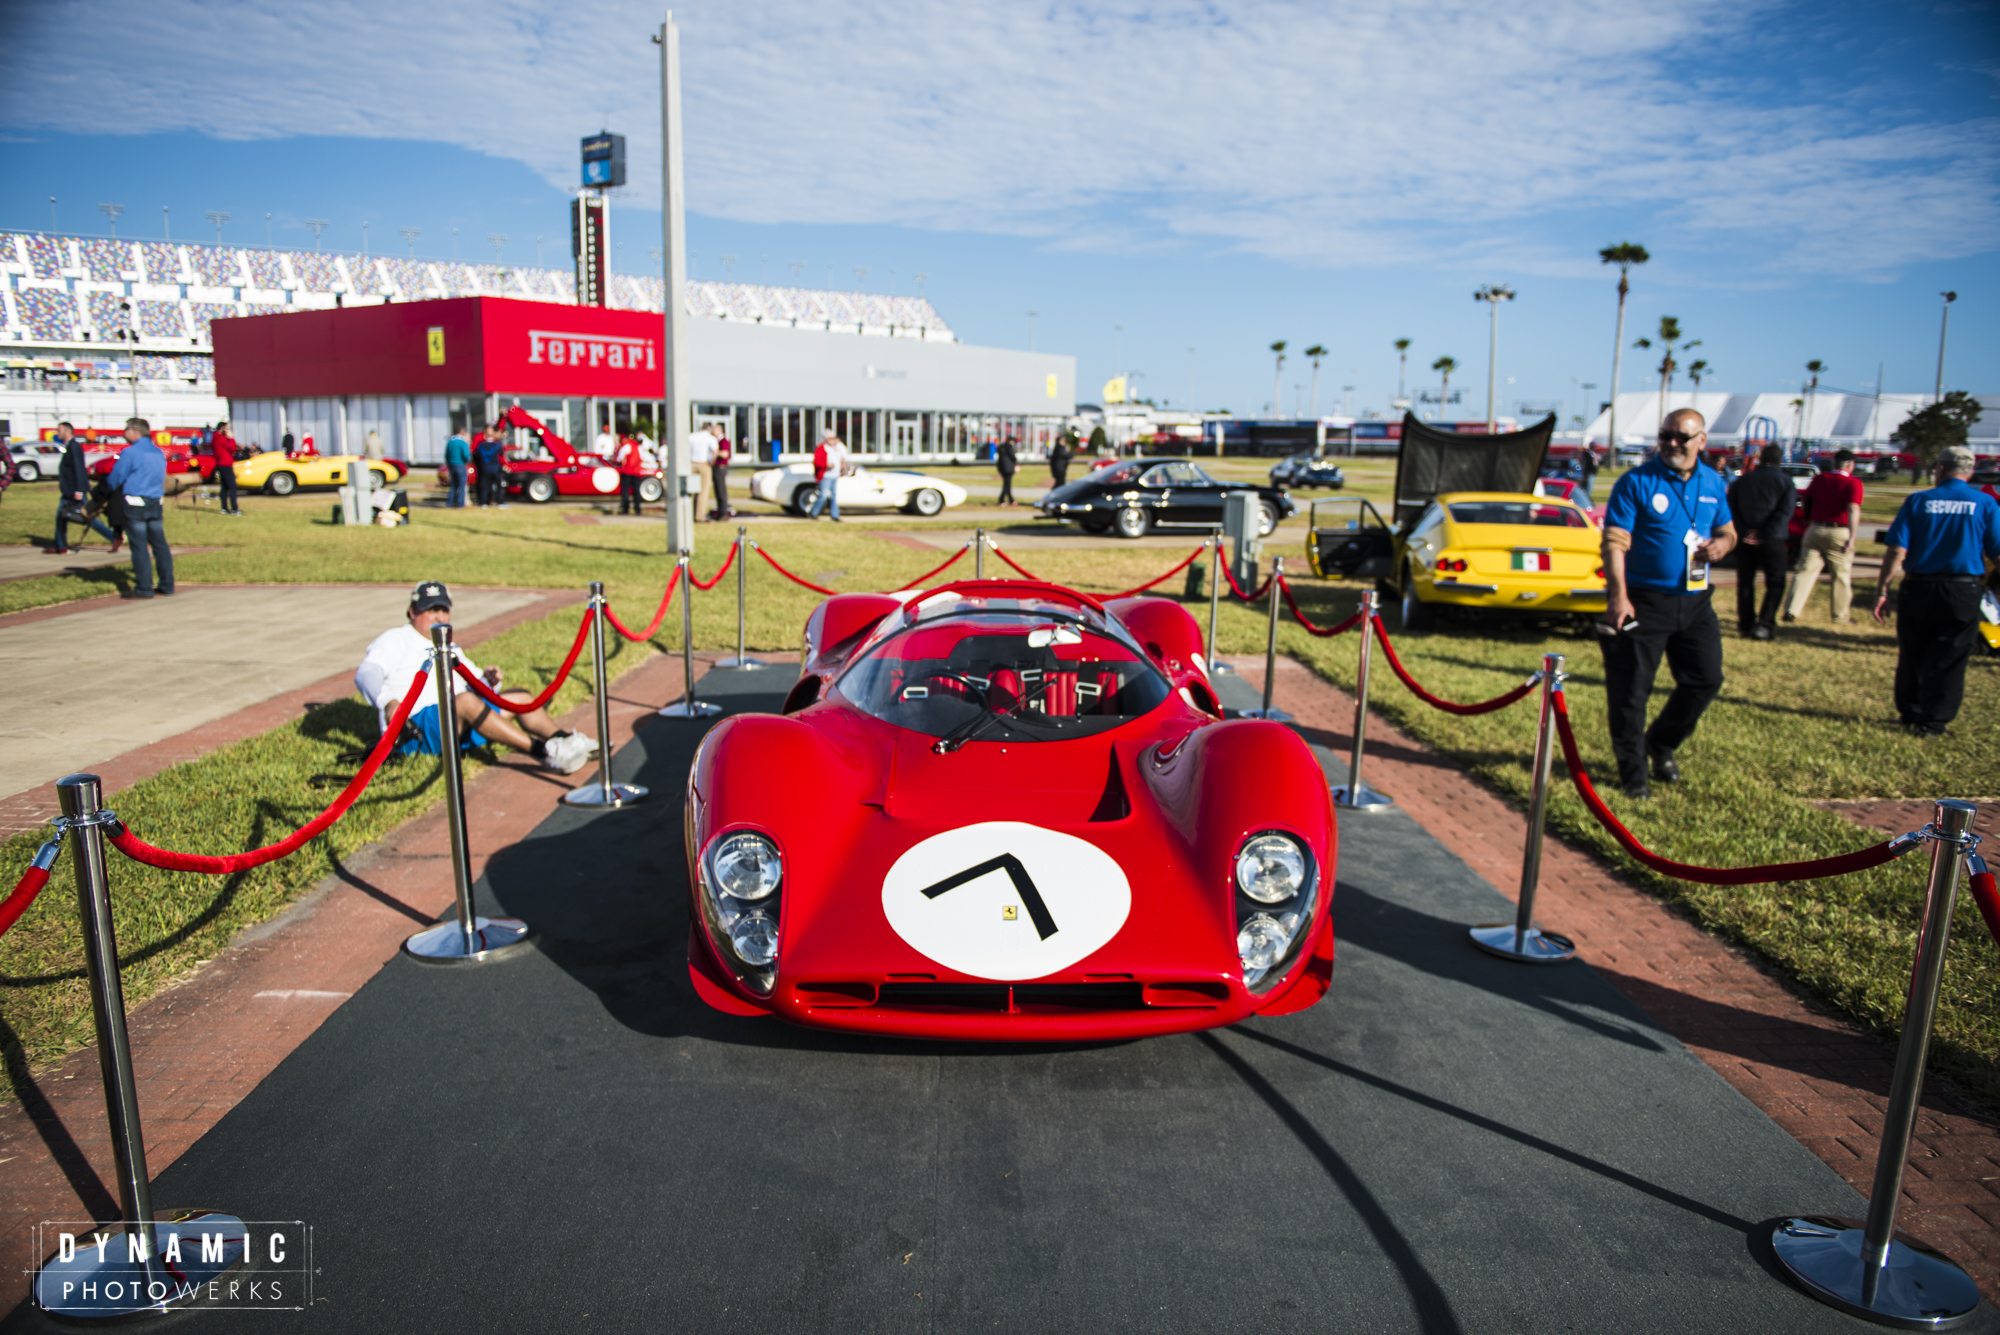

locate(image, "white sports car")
(749, 464), (968, 516)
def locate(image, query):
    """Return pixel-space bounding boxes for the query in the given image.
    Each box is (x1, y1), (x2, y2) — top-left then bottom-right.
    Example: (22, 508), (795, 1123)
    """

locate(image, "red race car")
(446, 406), (664, 504)
(685, 579), (1338, 1040)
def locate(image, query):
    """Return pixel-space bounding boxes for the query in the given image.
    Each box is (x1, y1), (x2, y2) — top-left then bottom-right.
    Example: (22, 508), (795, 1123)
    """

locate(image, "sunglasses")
(1657, 430), (1699, 445)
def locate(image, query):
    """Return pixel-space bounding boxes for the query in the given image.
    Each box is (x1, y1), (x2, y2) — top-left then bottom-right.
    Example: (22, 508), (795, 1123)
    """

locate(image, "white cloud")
(2, 0), (1994, 275)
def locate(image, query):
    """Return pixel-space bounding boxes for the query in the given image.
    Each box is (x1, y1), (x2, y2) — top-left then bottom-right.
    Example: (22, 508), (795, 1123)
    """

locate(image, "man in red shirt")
(1784, 449), (1864, 623)
(209, 420), (241, 515)
(616, 433), (651, 515)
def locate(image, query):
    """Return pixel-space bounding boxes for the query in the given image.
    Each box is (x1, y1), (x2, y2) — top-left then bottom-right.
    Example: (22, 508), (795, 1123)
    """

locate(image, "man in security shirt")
(1598, 407), (1738, 798)
(1873, 445), (2000, 735)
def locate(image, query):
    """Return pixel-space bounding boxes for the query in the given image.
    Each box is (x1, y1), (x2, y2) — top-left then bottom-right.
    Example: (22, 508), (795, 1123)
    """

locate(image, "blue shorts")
(393, 703), (492, 756)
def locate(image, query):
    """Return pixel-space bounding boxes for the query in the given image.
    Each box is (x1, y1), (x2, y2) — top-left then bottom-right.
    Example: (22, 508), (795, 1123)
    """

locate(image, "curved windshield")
(837, 611), (1173, 744)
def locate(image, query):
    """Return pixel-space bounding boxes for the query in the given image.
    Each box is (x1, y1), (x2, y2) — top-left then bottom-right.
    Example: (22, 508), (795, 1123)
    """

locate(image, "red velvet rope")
(1220, 558), (1273, 602)
(1548, 693), (1910, 885)
(452, 607), (596, 713)
(1104, 546), (1206, 600)
(1277, 577), (1365, 638)
(0, 866), (51, 940)
(604, 567), (681, 642)
(753, 543), (838, 595)
(1969, 870), (2000, 951)
(1370, 615), (1539, 715)
(990, 544), (1044, 582)
(688, 543), (737, 591)
(893, 545), (971, 592)
(108, 669), (433, 875)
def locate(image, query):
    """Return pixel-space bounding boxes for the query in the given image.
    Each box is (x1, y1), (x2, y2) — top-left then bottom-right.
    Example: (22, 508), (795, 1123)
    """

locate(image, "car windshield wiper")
(932, 674), (1062, 754)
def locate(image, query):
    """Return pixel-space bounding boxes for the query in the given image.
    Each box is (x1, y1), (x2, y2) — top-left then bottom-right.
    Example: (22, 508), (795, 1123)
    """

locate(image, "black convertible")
(1037, 458), (1295, 539)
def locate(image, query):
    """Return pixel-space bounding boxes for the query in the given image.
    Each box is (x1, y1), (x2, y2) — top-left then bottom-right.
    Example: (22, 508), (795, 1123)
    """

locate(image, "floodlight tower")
(206, 210), (229, 244)
(1474, 284), (1516, 430)
(98, 203), (125, 236)
(400, 226), (421, 257)
(305, 219), (328, 250)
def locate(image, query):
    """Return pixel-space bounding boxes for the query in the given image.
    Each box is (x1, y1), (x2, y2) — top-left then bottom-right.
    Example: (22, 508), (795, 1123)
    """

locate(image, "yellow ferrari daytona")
(1382, 492), (1605, 630)
(233, 451), (401, 497)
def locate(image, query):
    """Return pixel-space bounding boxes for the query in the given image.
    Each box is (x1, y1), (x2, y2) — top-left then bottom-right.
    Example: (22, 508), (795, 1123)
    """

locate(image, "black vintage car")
(1038, 457), (1295, 539)
(1269, 454), (1346, 489)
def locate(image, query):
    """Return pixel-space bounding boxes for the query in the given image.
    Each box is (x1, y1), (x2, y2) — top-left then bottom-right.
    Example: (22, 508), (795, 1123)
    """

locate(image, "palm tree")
(1599, 242), (1650, 451)
(1269, 341), (1287, 419)
(1304, 345), (1327, 417)
(1431, 355), (1458, 418)
(1802, 359), (1825, 445)
(1686, 358), (1710, 394)
(1394, 337), (1412, 404)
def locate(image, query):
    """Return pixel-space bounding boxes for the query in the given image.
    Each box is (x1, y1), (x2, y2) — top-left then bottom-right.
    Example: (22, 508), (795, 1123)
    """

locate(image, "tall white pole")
(1486, 298), (1499, 430)
(660, 12), (694, 552)
(1935, 291), (1956, 404)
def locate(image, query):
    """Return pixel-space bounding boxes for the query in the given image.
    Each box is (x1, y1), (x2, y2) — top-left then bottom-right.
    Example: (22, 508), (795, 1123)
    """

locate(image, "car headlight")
(1233, 832), (1316, 991)
(709, 832), (781, 900)
(700, 830), (784, 993)
(1236, 834), (1305, 903)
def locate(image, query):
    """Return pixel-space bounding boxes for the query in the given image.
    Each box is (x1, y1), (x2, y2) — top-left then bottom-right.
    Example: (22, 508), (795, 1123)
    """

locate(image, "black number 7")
(920, 855), (1059, 940)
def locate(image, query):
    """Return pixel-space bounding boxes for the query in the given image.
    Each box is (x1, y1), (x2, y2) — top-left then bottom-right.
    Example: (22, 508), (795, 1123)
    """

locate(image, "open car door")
(1306, 498), (1395, 579)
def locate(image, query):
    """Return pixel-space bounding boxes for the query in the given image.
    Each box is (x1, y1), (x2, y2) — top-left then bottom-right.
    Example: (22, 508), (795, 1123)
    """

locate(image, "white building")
(1583, 390), (1999, 451)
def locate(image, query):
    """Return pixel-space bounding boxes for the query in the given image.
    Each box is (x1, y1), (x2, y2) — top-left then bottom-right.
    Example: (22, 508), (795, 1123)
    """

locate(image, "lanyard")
(1661, 467), (1703, 540)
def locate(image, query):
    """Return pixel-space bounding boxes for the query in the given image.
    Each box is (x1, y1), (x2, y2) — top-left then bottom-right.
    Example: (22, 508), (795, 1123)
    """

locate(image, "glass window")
(837, 609), (1172, 743)
(1447, 501), (1589, 528)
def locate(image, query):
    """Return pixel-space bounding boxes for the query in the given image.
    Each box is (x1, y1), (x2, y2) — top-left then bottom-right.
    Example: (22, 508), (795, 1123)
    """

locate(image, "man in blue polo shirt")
(104, 417), (174, 599)
(1597, 408), (1738, 797)
(1872, 445), (2000, 736)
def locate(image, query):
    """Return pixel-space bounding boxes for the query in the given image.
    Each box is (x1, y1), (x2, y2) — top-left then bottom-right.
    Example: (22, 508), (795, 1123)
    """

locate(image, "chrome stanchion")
(1470, 653), (1573, 963)
(1772, 799), (1983, 1329)
(1331, 592), (1394, 811)
(32, 776), (250, 1319)
(660, 549), (723, 718)
(1208, 527), (1235, 676)
(1236, 557), (1293, 721)
(563, 583), (649, 808)
(974, 527), (986, 579)
(716, 527), (768, 670)
(404, 625), (532, 962)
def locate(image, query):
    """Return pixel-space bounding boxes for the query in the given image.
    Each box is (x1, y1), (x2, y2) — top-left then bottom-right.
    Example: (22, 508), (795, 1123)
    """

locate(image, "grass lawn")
(2, 463), (1992, 1109)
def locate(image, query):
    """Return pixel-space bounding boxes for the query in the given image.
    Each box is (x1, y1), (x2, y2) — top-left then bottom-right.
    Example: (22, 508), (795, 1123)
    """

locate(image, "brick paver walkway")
(1228, 652), (1999, 1297)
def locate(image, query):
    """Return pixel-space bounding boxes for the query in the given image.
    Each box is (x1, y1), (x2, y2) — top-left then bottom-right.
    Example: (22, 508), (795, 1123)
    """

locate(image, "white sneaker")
(541, 733), (591, 774)
(569, 731), (600, 755)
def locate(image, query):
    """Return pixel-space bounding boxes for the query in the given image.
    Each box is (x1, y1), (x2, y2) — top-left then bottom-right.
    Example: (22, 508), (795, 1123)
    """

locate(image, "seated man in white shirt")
(355, 581), (597, 773)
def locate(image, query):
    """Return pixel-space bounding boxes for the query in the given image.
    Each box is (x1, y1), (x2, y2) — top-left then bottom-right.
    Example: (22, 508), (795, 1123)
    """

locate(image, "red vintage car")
(446, 406), (663, 504)
(685, 579), (1338, 1040)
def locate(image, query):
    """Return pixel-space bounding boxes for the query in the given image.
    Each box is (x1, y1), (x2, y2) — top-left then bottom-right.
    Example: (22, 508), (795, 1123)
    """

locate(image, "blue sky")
(2, 0), (1995, 421)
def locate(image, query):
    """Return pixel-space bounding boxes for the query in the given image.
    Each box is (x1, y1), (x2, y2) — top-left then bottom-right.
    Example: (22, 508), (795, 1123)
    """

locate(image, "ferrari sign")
(881, 822), (1131, 980)
(527, 329), (657, 370)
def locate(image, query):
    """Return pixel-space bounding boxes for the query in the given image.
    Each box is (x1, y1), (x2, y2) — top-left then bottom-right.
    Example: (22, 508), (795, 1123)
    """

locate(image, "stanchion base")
(562, 781), (650, 808)
(1468, 923), (1577, 964)
(1772, 1216), (1981, 1330)
(34, 1211), (247, 1319)
(713, 657), (770, 670)
(1212, 661), (1238, 675)
(657, 700), (725, 717)
(403, 917), (533, 964)
(1332, 783), (1395, 811)
(1236, 707), (1295, 722)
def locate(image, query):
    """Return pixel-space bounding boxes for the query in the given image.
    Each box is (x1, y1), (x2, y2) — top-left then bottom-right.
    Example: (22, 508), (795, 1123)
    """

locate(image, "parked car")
(1039, 458), (1294, 539)
(685, 579), (1337, 1037)
(1269, 454), (1346, 489)
(442, 406), (662, 504)
(232, 446), (405, 496)
(7, 442), (64, 482)
(749, 463), (965, 516)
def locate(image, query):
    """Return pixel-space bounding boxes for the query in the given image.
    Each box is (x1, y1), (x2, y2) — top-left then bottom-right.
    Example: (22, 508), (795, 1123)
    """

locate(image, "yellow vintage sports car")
(1303, 412), (1606, 630)
(233, 449), (404, 497)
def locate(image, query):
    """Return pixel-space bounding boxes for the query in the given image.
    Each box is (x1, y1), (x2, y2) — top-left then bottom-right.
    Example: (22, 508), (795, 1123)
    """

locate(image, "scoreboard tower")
(572, 131), (625, 308)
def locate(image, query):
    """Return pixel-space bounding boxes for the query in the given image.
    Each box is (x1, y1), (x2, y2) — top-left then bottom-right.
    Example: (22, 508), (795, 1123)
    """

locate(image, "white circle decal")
(1650, 492), (1670, 514)
(591, 466), (619, 493)
(881, 822), (1132, 980)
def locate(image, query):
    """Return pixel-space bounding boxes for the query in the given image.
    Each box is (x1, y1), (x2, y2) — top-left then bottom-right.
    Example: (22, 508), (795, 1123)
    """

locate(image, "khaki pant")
(1784, 523), (1855, 621)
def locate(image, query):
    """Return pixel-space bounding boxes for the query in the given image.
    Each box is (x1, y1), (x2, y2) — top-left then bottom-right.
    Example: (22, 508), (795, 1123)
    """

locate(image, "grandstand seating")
(3, 232), (959, 354)
(80, 239), (134, 282)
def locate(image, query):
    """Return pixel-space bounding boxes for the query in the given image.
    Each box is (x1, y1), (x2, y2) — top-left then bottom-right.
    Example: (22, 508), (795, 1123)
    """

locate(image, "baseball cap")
(1939, 445), (1976, 472)
(409, 581), (453, 613)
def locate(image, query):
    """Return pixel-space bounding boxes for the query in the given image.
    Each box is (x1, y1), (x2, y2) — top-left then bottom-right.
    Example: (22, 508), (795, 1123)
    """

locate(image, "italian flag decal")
(1511, 551), (1552, 571)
